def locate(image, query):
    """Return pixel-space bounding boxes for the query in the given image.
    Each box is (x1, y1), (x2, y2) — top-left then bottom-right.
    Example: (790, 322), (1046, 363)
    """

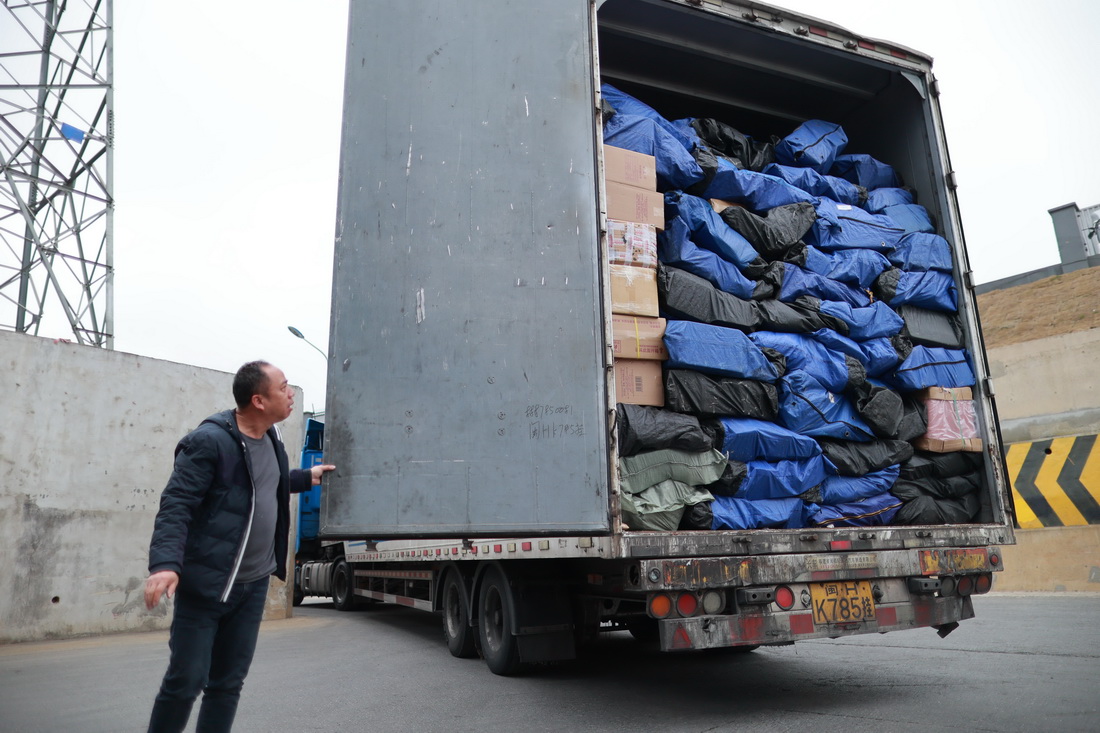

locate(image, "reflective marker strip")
(1007, 434), (1100, 527)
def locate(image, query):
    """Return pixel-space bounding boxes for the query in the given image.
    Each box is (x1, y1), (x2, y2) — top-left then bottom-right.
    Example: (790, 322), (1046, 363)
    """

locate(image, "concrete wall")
(0, 332), (303, 643)
(987, 329), (1100, 443)
(996, 526), (1100, 592)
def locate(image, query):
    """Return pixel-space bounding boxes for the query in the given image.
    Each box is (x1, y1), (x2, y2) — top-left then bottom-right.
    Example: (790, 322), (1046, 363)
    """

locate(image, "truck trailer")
(296, 0), (1016, 675)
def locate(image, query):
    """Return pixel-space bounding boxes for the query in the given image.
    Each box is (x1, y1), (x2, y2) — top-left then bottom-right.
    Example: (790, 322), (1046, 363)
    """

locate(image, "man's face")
(259, 365), (295, 422)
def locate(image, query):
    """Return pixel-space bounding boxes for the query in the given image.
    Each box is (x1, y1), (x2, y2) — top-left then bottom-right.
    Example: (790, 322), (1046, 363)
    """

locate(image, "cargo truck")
(297, 0), (1016, 675)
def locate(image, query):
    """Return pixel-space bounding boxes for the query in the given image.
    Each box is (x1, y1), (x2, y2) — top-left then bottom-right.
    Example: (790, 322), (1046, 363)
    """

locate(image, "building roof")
(976, 265), (1100, 349)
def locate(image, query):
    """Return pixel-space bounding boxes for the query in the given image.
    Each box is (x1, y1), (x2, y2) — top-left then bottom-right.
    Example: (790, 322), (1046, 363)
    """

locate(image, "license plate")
(809, 580), (875, 625)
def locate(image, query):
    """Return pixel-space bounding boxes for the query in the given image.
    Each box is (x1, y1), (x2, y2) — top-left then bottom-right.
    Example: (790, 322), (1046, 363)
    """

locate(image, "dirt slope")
(976, 266), (1100, 349)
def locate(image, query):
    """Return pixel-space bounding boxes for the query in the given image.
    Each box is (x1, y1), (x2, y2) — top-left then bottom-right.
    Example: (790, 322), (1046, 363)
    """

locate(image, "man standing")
(144, 361), (335, 733)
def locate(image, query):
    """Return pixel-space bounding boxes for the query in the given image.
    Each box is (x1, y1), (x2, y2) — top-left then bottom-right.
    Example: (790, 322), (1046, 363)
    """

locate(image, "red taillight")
(956, 575), (975, 596)
(676, 592), (699, 617)
(989, 553), (1001, 567)
(974, 573), (993, 595)
(775, 585), (795, 610)
(648, 593), (672, 619)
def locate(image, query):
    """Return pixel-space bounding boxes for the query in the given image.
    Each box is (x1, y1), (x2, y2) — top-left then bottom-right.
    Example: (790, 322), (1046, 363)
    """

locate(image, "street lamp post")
(287, 326), (328, 361)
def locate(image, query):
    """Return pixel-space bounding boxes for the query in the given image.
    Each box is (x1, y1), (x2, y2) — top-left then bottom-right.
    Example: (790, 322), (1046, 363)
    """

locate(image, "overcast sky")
(108, 0), (1100, 415)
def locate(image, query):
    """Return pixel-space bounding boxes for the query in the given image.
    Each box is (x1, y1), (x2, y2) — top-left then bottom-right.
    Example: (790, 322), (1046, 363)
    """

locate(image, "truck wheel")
(332, 560), (357, 611)
(292, 566), (304, 606)
(441, 572), (477, 658)
(478, 567), (521, 675)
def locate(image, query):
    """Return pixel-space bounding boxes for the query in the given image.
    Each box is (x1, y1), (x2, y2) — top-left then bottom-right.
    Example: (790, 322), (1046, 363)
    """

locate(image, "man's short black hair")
(233, 360), (272, 409)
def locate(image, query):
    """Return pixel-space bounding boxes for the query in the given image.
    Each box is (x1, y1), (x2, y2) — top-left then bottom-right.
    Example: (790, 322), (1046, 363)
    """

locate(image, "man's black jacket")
(148, 410), (311, 602)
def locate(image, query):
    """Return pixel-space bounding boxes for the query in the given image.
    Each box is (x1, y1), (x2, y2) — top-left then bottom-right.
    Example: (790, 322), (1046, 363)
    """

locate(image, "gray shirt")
(236, 432), (280, 584)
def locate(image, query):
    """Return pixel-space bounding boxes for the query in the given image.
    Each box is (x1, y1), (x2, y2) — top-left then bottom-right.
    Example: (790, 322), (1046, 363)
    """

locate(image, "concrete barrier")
(987, 329), (1100, 444)
(995, 525), (1100, 593)
(1, 332), (303, 643)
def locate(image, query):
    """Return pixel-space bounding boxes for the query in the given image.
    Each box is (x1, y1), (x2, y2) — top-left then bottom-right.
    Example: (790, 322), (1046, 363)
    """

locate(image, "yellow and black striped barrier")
(1005, 434), (1100, 528)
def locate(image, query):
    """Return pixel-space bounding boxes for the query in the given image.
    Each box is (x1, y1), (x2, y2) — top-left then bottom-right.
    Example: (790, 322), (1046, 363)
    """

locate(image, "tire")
(441, 572), (478, 658)
(292, 566), (304, 607)
(477, 567), (521, 675)
(332, 560), (356, 611)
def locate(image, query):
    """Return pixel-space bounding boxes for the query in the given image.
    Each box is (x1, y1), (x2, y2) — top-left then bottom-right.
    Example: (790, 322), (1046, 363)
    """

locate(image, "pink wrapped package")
(913, 387), (982, 453)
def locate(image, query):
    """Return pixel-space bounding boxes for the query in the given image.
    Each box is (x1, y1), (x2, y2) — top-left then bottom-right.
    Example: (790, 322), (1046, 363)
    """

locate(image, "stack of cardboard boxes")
(604, 145), (666, 406)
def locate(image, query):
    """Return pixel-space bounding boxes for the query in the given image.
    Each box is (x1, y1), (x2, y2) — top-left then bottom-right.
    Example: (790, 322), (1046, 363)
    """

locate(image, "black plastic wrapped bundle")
(664, 369), (779, 420)
(657, 265), (846, 335)
(817, 438), (914, 477)
(617, 404), (716, 457)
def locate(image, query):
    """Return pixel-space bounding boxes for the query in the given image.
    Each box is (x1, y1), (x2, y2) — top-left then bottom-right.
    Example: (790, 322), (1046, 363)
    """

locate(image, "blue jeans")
(147, 576), (269, 733)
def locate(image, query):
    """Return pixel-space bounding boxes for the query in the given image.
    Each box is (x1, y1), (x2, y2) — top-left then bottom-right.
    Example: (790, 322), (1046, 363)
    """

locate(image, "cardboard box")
(604, 145), (657, 190)
(606, 181), (665, 230)
(917, 386), (974, 401)
(912, 436), (984, 453)
(612, 315), (668, 361)
(614, 358), (665, 406)
(709, 198), (743, 213)
(609, 264), (659, 317)
(608, 219), (658, 269)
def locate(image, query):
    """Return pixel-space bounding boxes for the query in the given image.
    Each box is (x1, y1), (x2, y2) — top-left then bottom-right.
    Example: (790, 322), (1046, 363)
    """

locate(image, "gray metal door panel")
(322, 0), (609, 537)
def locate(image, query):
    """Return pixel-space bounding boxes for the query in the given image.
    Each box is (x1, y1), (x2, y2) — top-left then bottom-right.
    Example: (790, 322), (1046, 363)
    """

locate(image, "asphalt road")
(1, 594), (1097, 732)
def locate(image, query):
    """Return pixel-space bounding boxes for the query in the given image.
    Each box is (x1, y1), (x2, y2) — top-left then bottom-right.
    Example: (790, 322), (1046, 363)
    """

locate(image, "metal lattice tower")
(1, 0), (113, 347)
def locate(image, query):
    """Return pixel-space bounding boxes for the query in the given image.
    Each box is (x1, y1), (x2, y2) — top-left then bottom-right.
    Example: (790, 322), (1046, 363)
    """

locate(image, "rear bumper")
(659, 595), (975, 651)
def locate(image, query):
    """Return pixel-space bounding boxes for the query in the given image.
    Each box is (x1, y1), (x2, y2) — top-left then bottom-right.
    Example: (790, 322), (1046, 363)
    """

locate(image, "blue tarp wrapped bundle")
(750, 330), (864, 393)
(816, 300), (905, 341)
(809, 328), (907, 379)
(664, 320), (782, 381)
(809, 492), (903, 527)
(807, 198), (905, 253)
(890, 346), (976, 391)
(717, 417), (822, 461)
(601, 83), (697, 151)
(778, 370), (875, 441)
(889, 232), (954, 273)
(814, 464), (901, 505)
(775, 120), (848, 174)
(863, 187), (913, 214)
(796, 246), (892, 289)
(664, 192), (768, 276)
(831, 153), (900, 190)
(701, 157), (816, 212)
(874, 268), (959, 313)
(762, 163), (865, 205)
(734, 455), (829, 500)
(882, 203), (935, 234)
(711, 496), (809, 530)
(603, 113), (705, 191)
(658, 216), (765, 300)
(766, 262), (872, 308)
